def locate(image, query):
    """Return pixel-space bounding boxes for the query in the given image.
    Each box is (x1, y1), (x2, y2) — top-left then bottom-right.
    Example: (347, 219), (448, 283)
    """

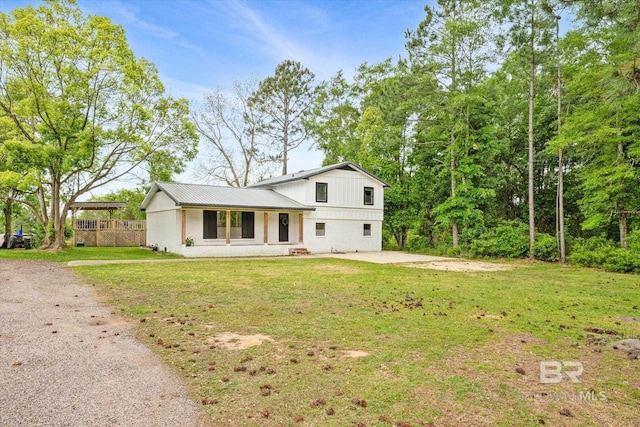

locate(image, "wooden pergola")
(70, 202), (146, 247)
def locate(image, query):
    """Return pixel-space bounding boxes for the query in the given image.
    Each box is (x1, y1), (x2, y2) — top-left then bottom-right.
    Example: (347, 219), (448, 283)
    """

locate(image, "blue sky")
(2, 0), (431, 183)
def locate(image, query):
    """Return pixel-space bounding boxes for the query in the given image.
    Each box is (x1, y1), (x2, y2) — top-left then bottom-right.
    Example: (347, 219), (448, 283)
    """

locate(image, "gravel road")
(0, 259), (202, 427)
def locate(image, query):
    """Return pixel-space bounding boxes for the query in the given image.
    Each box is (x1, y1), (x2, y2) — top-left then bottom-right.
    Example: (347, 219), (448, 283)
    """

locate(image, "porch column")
(181, 210), (186, 244)
(226, 210), (231, 244)
(298, 213), (303, 243)
(263, 212), (269, 245)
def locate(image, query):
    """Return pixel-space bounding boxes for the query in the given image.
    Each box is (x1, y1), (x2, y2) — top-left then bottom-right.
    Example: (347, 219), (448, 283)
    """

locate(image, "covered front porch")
(177, 208), (309, 258)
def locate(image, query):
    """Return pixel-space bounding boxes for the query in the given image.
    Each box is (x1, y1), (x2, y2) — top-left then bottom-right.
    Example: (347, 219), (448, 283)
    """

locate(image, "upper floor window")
(316, 182), (328, 203)
(364, 187), (374, 205)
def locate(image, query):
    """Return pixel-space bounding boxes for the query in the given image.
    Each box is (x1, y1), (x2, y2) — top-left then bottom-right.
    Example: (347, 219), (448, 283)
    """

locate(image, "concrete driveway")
(317, 251), (454, 264)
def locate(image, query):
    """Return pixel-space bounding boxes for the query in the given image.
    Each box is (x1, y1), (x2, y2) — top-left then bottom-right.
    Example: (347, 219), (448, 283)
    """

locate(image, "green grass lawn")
(0, 246), (180, 262)
(67, 257), (640, 426)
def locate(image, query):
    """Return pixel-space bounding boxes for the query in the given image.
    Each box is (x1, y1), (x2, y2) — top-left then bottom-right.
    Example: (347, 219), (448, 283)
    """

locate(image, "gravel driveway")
(0, 259), (202, 427)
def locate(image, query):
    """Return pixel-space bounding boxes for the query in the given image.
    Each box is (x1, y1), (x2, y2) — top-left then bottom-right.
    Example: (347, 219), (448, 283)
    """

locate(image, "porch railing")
(73, 219), (146, 247)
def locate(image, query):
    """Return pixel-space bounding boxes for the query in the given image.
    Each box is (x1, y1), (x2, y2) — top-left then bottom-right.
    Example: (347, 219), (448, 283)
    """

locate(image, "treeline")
(2, 0), (639, 270)
(300, 0), (640, 270)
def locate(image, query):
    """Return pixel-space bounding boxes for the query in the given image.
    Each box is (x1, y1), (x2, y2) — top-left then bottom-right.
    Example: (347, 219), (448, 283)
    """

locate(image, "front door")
(279, 213), (289, 242)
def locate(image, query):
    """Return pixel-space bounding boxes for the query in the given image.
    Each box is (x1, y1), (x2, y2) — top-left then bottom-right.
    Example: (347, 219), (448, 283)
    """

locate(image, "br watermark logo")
(519, 361), (607, 402)
(539, 361), (583, 384)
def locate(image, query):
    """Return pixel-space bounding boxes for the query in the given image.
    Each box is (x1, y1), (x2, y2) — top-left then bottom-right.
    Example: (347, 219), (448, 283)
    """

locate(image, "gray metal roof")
(140, 182), (314, 211)
(70, 202), (127, 211)
(248, 161), (389, 188)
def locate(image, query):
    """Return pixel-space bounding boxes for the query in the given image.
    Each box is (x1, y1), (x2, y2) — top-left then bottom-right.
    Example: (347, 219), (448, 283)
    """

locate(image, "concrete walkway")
(67, 251), (453, 267)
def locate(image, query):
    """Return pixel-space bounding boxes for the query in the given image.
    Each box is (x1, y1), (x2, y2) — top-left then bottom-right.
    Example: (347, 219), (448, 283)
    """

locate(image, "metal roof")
(70, 202), (127, 211)
(140, 182), (314, 211)
(248, 161), (389, 188)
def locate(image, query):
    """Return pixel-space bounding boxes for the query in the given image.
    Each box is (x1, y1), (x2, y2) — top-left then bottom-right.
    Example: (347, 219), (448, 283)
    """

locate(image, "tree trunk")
(451, 145), (459, 248)
(555, 13), (566, 263)
(616, 111), (626, 249)
(48, 176), (68, 250)
(619, 209), (628, 249)
(557, 149), (566, 261)
(38, 186), (52, 248)
(527, 6), (536, 260)
(3, 198), (12, 236)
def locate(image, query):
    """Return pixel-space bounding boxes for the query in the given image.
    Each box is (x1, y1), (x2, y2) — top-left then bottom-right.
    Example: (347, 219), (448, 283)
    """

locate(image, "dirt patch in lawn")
(340, 350), (369, 358)
(209, 331), (275, 350)
(402, 260), (514, 272)
(311, 263), (366, 274)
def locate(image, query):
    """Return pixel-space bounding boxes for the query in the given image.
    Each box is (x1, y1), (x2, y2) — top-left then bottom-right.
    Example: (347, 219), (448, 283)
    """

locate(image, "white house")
(140, 162), (388, 257)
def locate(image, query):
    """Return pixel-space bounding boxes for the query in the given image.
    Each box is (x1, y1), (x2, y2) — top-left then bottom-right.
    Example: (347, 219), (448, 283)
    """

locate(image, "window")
(364, 187), (374, 205)
(315, 222), (326, 237)
(203, 210), (217, 239)
(316, 182), (328, 203)
(241, 212), (255, 239)
(215, 211), (255, 239)
(363, 223), (372, 236)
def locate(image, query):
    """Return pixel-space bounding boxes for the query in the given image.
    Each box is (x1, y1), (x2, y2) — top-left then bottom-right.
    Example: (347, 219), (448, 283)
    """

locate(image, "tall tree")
(305, 71), (362, 165)
(406, 0), (496, 248)
(498, 0), (556, 258)
(0, 0), (197, 248)
(560, 1), (640, 248)
(193, 79), (274, 187)
(249, 60), (316, 175)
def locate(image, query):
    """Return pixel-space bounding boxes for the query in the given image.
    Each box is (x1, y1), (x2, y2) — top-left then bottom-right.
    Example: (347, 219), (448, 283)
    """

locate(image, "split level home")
(140, 161), (388, 257)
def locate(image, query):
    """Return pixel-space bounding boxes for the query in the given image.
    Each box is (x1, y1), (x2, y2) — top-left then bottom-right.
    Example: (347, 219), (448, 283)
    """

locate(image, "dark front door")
(279, 213), (289, 242)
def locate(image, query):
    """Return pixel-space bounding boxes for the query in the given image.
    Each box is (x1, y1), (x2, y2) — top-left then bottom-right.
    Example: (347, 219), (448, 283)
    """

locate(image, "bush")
(603, 249), (640, 274)
(567, 237), (617, 267)
(625, 229), (640, 252)
(469, 222), (529, 259)
(406, 234), (431, 253)
(568, 236), (640, 273)
(533, 233), (559, 262)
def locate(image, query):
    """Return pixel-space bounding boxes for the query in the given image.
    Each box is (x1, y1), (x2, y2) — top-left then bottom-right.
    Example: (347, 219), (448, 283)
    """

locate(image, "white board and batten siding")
(141, 162), (386, 257)
(144, 191), (182, 253)
(273, 169), (385, 253)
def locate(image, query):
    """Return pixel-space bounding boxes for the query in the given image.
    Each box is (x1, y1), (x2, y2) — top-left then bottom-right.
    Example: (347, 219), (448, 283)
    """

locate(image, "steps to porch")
(288, 247), (311, 256)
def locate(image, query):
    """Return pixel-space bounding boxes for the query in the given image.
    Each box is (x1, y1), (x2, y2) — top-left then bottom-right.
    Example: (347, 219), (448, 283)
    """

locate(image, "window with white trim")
(363, 223), (372, 236)
(315, 222), (326, 237)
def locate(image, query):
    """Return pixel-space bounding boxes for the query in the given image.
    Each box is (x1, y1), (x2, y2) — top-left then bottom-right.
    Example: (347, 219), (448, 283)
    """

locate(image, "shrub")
(568, 236), (640, 274)
(567, 237), (617, 267)
(406, 234), (431, 253)
(533, 233), (559, 262)
(470, 222), (529, 259)
(603, 249), (640, 274)
(625, 229), (640, 252)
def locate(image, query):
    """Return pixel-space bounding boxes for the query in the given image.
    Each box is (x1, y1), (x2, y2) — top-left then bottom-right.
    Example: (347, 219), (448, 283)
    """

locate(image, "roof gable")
(140, 182), (313, 211)
(248, 161), (389, 188)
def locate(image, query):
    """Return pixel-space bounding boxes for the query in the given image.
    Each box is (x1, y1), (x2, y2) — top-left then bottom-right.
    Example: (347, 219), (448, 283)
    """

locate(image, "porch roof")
(140, 182), (314, 212)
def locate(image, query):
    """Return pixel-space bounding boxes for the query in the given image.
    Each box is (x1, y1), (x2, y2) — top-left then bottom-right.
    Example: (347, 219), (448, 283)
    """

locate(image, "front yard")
(70, 257), (639, 426)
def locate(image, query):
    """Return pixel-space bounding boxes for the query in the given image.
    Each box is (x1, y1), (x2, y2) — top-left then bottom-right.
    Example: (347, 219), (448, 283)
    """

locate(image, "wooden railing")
(73, 219), (146, 247)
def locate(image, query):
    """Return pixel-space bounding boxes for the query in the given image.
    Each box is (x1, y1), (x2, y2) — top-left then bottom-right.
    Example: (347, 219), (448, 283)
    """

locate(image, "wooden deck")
(73, 219), (146, 247)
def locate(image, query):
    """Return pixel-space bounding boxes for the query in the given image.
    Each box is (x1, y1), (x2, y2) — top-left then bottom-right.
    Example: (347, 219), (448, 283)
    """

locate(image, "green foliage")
(84, 188), (146, 220)
(469, 221), (529, 259)
(568, 235), (640, 273)
(0, 0), (197, 248)
(249, 60), (316, 175)
(533, 233), (559, 262)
